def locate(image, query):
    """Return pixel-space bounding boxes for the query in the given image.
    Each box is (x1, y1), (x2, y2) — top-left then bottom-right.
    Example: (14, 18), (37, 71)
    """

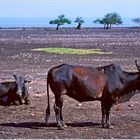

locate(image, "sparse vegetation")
(32, 47), (112, 55)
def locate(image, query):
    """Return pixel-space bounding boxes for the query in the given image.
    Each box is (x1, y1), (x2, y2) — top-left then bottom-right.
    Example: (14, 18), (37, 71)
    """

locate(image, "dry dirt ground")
(0, 27), (140, 139)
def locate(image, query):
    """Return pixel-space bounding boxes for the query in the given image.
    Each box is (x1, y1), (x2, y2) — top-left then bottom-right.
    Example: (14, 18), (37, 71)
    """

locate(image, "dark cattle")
(118, 59), (140, 104)
(45, 62), (140, 129)
(0, 74), (31, 106)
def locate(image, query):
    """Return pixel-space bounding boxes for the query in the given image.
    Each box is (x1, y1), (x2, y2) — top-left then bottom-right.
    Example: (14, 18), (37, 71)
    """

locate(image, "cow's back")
(71, 65), (106, 100)
(104, 64), (126, 94)
(48, 64), (73, 89)
(0, 82), (17, 96)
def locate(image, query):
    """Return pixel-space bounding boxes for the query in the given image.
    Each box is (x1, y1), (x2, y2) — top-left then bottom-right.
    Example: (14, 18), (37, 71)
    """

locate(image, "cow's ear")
(24, 80), (32, 83)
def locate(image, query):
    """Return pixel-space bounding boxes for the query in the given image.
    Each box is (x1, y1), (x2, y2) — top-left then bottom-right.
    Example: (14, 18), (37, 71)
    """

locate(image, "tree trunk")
(106, 24), (109, 29)
(56, 24), (60, 30)
(109, 24), (112, 29)
(104, 24), (106, 29)
(76, 23), (82, 29)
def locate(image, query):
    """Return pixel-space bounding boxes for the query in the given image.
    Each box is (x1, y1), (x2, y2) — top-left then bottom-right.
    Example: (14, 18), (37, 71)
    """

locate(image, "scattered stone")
(128, 104), (133, 107)
(77, 103), (82, 106)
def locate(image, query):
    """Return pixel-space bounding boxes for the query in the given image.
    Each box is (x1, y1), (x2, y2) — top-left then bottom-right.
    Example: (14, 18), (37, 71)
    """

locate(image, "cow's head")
(135, 59), (140, 72)
(134, 60), (140, 91)
(13, 74), (31, 103)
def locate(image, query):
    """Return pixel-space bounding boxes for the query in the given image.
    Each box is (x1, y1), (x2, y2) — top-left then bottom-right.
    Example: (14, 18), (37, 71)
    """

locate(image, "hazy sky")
(0, 0), (140, 18)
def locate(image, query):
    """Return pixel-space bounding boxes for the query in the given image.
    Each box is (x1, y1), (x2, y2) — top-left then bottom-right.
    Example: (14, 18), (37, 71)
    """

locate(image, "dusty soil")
(0, 27), (140, 139)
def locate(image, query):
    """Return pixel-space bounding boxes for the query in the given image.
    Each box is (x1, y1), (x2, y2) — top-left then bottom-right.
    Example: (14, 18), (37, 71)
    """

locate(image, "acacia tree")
(132, 18), (140, 26)
(49, 14), (71, 30)
(75, 17), (84, 29)
(94, 12), (122, 29)
(94, 18), (106, 29)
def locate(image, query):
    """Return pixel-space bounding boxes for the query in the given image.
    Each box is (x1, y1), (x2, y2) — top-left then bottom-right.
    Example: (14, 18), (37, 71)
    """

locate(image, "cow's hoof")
(101, 122), (106, 128)
(24, 99), (30, 105)
(63, 123), (67, 128)
(107, 124), (113, 129)
(45, 120), (49, 126)
(58, 126), (64, 130)
(102, 123), (113, 129)
(61, 122), (67, 128)
(102, 124), (106, 128)
(57, 124), (64, 130)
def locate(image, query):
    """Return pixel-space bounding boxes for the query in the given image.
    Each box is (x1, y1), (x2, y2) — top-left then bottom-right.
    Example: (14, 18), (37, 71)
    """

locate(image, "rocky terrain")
(0, 27), (140, 139)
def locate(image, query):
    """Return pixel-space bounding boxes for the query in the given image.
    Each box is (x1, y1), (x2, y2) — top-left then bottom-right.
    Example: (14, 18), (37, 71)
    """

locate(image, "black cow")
(117, 59), (140, 103)
(0, 74), (31, 106)
(45, 62), (140, 129)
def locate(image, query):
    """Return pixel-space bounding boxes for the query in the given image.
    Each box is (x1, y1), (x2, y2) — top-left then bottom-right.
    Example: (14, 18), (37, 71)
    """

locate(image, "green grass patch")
(32, 47), (112, 55)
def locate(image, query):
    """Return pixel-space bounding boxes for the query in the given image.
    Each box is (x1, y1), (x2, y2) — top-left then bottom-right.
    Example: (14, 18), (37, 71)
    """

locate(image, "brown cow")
(45, 62), (140, 129)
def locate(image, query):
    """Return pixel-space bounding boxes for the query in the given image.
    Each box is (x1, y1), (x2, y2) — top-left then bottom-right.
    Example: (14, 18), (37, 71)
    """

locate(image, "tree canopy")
(49, 14), (71, 30)
(132, 18), (140, 26)
(75, 17), (84, 29)
(94, 12), (123, 29)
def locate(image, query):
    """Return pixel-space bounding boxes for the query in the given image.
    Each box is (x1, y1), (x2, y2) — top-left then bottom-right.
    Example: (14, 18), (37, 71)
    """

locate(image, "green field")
(32, 47), (112, 55)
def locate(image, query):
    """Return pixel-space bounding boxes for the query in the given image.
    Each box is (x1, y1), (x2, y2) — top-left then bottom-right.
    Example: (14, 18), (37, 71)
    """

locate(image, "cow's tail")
(45, 70), (51, 125)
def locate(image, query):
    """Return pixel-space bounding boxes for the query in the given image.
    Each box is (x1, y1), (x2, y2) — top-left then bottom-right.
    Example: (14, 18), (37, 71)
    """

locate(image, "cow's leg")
(22, 86), (30, 105)
(60, 110), (67, 128)
(15, 94), (23, 105)
(24, 98), (30, 105)
(101, 107), (106, 127)
(101, 101), (106, 127)
(54, 95), (64, 130)
(105, 106), (112, 128)
(101, 101), (112, 128)
(60, 95), (67, 128)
